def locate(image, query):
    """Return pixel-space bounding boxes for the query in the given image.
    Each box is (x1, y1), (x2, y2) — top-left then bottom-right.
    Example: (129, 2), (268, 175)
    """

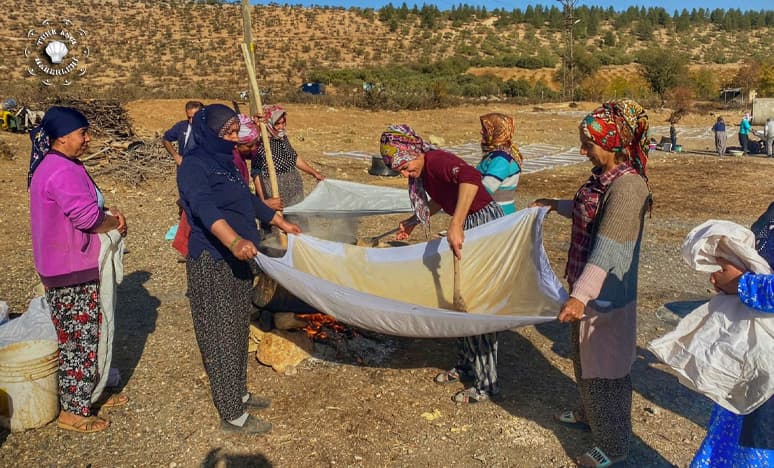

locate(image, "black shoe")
(244, 393), (271, 409)
(220, 415), (272, 435)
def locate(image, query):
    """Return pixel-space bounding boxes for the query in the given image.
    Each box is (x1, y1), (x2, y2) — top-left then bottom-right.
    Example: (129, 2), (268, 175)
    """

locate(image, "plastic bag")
(0, 297), (57, 349)
(0, 301), (8, 325)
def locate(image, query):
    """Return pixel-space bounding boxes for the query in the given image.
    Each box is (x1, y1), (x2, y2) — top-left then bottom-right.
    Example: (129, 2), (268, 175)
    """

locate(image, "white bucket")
(0, 340), (59, 432)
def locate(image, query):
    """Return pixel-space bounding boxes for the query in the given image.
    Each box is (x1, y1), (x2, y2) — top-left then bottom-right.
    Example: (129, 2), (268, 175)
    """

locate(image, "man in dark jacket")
(162, 100), (203, 166)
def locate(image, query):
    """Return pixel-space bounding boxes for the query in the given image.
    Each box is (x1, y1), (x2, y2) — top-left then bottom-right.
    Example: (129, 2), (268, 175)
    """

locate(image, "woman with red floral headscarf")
(530, 99), (652, 467)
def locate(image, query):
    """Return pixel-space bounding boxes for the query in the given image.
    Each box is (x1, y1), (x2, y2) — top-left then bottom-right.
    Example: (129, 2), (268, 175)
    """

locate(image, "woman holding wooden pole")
(379, 124), (505, 404)
(177, 104), (300, 434)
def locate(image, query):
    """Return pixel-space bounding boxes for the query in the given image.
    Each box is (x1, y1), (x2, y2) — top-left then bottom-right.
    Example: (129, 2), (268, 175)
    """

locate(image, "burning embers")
(296, 313), (355, 341)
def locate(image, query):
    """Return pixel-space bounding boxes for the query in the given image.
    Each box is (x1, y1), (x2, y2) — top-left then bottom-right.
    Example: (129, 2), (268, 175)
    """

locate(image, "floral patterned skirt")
(46, 281), (102, 416)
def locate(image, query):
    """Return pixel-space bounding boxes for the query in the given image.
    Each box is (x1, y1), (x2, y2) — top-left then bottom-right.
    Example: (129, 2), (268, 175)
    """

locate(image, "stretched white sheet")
(254, 208), (567, 338)
(284, 179), (412, 216)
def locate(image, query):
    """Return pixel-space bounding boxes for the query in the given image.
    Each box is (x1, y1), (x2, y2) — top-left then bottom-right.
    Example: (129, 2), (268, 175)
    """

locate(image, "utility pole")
(558, 0), (576, 102)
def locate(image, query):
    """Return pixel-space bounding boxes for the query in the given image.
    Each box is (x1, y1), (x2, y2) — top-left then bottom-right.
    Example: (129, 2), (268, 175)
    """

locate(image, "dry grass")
(1, 1), (771, 101)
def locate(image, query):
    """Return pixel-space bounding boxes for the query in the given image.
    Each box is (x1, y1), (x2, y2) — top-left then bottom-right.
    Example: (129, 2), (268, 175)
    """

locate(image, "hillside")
(0, 0), (772, 102)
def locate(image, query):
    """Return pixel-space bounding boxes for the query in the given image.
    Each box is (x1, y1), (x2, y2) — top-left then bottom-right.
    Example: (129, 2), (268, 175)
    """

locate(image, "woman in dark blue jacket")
(177, 104), (300, 435)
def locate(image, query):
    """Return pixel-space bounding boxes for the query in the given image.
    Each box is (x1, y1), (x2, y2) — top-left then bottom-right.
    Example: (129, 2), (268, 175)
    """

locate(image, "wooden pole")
(241, 43), (286, 248)
(241, 0), (258, 116)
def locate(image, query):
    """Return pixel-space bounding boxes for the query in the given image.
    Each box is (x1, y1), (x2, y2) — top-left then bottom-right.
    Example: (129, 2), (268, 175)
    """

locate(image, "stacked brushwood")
(46, 98), (135, 139)
(40, 98), (174, 186)
(86, 138), (174, 187)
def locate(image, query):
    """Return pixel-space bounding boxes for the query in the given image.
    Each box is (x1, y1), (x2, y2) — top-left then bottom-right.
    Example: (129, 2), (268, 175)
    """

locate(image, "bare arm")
(210, 219), (257, 261)
(447, 182), (478, 259)
(162, 140), (182, 166)
(296, 156), (324, 181)
(92, 214), (120, 234)
(396, 200), (443, 240)
(529, 198), (573, 218)
(252, 175), (283, 211)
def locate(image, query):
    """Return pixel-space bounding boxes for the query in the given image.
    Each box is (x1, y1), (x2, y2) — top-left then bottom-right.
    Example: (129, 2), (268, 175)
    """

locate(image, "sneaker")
(220, 415), (272, 435)
(244, 393), (271, 409)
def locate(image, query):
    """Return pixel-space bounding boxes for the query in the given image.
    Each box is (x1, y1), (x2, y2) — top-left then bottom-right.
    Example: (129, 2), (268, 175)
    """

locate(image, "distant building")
(720, 87), (742, 105)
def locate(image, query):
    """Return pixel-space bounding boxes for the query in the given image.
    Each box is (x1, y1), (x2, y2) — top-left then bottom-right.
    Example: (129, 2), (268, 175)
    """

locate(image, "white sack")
(0, 297), (57, 349)
(92, 229), (124, 403)
(254, 207), (567, 338)
(648, 220), (774, 415)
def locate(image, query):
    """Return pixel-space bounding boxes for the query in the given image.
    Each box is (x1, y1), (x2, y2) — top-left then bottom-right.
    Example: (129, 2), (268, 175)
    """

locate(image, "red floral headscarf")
(379, 124), (434, 230)
(579, 99), (649, 178)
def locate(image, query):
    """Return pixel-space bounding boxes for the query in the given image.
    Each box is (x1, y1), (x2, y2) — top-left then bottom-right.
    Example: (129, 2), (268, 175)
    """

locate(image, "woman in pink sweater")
(29, 107), (128, 433)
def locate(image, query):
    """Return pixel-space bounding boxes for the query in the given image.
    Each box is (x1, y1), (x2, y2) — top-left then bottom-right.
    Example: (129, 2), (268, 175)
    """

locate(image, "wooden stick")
(81, 145), (112, 162)
(240, 42), (286, 248)
(240, 0), (258, 116)
(452, 256), (468, 312)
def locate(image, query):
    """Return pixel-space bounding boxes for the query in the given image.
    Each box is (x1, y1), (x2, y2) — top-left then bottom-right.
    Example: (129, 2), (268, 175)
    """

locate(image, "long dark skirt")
(453, 201), (505, 395)
(186, 252), (253, 421)
(571, 322), (632, 458)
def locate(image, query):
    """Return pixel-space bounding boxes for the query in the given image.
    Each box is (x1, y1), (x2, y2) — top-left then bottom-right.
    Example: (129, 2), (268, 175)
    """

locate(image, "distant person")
(669, 122), (678, 152)
(739, 112), (752, 156)
(476, 113), (523, 215)
(712, 116), (727, 157)
(162, 101), (203, 166)
(765, 118), (774, 158)
(166, 101), (204, 257)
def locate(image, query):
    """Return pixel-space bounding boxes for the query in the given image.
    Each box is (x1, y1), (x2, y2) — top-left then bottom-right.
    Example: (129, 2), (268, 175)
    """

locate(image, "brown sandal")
(57, 415), (111, 433)
(97, 393), (129, 408)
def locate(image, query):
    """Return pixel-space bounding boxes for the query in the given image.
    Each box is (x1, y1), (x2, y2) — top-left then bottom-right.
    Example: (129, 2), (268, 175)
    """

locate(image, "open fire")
(296, 313), (354, 341)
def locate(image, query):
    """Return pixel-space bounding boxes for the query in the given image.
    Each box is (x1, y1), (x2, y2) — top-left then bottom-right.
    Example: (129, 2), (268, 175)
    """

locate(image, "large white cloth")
(648, 220), (774, 415)
(254, 208), (567, 338)
(284, 179), (412, 216)
(91, 229), (124, 403)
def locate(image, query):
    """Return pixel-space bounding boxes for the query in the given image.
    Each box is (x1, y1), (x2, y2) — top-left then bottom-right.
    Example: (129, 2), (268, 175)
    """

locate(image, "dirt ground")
(0, 101), (772, 467)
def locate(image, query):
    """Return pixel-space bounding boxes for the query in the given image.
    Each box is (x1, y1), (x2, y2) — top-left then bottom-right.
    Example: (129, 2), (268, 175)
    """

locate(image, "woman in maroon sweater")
(380, 124), (504, 403)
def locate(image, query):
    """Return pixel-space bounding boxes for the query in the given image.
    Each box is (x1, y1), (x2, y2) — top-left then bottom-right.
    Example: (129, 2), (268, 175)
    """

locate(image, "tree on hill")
(758, 62), (774, 97)
(637, 47), (689, 107)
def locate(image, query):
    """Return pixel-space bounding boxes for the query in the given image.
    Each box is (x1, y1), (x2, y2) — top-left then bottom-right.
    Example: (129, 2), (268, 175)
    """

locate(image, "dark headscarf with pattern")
(579, 99), (649, 179)
(752, 201), (774, 267)
(185, 104), (240, 178)
(27, 106), (89, 187)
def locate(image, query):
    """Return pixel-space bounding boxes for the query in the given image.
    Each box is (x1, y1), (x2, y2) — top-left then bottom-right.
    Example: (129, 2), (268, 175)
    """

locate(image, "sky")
(252, 0), (772, 13)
